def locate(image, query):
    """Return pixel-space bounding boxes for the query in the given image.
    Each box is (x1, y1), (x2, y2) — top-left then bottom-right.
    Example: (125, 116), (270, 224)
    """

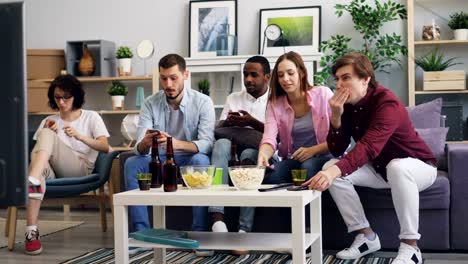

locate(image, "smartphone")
(228, 111), (241, 116)
(287, 186), (309, 191)
(258, 183), (293, 192)
(147, 129), (160, 134)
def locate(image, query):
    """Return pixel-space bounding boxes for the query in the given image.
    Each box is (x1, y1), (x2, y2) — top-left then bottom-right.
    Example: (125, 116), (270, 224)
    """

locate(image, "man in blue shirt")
(125, 54), (215, 236)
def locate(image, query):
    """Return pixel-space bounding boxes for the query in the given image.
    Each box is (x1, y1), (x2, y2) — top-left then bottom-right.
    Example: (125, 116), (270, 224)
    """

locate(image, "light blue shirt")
(134, 85), (215, 155)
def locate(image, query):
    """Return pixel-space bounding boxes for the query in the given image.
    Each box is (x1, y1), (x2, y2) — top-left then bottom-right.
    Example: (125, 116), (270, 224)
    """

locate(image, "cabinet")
(28, 75), (159, 151)
(407, 0), (468, 142)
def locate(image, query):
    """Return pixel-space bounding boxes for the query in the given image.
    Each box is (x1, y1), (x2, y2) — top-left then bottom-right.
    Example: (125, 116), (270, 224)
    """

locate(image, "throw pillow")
(406, 98), (442, 129)
(214, 127), (263, 150)
(416, 127), (449, 168)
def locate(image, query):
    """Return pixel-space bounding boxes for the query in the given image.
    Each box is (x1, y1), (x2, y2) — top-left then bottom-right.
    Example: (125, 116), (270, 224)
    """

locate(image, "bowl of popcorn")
(228, 165), (265, 190)
(180, 165), (215, 189)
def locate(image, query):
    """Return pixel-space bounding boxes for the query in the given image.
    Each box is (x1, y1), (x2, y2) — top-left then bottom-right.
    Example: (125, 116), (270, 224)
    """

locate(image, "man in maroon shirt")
(304, 53), (436, 264)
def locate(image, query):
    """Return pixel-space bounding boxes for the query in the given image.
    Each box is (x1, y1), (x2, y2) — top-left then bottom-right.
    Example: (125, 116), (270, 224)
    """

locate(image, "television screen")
(0, 1), (27, 206)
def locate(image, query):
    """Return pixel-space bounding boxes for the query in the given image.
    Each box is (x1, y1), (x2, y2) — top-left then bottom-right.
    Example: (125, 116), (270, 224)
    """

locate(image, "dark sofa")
(118, 143), (468, 250)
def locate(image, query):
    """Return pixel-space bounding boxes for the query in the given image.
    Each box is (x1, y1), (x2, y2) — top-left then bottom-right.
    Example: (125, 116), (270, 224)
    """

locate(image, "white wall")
(8, 0), (410, 101)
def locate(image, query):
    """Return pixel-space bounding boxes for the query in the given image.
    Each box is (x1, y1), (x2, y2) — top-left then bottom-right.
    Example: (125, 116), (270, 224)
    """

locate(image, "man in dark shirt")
(305, 53), (436, 264)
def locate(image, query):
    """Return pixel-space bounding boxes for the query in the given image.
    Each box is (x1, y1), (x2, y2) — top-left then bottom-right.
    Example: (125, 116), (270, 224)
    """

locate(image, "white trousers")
(325, 157), (437, 240)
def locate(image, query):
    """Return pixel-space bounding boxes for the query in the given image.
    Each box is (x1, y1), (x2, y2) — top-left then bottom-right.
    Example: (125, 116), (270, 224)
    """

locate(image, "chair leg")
(5, 207), (11, 237)
(7, 206), (18, 251)
(108, 181), (115, 223)
(99, 186), (107, 232)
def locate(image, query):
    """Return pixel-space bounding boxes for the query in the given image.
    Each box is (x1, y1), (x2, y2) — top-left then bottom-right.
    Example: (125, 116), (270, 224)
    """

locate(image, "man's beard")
(165, 88), (183, 100)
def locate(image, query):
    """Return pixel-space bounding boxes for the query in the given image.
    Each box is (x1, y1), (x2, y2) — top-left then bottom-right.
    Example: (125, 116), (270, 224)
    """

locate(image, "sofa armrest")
(448, 143), (468, 250)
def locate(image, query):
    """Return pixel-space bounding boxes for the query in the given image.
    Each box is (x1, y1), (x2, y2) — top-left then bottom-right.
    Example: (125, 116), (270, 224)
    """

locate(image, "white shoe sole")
(336, 245), (381, 260)
(25, 247), (43, 255)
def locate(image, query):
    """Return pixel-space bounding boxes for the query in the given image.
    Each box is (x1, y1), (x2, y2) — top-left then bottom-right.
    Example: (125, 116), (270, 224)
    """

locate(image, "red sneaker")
(25, 229), (42, 255)
(28, 180), (43, 200)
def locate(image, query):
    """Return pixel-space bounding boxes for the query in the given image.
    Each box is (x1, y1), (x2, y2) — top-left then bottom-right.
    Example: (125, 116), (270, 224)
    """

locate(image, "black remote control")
(258, 183), (294, 192)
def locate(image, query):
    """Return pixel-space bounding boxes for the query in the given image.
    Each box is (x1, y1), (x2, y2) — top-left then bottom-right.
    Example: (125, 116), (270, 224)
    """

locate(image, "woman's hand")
(63, 125), (82, 140)
(44, 119), (58, 133)
(257, 150), (271, 167)
(291, 146), (316, 162)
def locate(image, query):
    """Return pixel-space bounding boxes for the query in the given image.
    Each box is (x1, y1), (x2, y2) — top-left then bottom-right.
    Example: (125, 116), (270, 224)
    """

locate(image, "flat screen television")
(0, 1), (27, 207)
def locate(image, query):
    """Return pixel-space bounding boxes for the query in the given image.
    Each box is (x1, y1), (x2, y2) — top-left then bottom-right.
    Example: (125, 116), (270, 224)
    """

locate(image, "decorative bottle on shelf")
(149, 136), (162, 188)
(163, 137), (178, 192)
(78, 44), (95, 76)
(216, 24), (237, 56)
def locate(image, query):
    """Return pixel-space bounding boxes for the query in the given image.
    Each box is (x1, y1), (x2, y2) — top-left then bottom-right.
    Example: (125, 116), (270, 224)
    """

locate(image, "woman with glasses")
(24, 74), (110, 255)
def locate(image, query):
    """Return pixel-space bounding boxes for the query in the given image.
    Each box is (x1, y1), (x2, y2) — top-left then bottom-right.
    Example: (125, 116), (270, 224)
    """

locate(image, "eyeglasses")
(54, 95), (73, 101)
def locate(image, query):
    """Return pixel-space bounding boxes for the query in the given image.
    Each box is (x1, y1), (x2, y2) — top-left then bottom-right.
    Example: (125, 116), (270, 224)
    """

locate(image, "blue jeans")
(209, 138), (258, 231)
(125, 153), (210, 232)
(264, 155), (331, 184)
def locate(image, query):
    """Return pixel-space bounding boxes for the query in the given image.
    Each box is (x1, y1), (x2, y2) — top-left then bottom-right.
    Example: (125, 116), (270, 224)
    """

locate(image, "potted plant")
(448, 11), (468, 40)
(198, 79), (210, 96)
(116, 46), (133, 76)
(107, 80), (128, 110)
(415, 49), (464, 91)
(314, 0), (407, 87)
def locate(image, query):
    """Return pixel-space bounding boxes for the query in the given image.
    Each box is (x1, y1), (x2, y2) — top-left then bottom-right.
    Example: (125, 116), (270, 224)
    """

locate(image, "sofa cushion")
(406, 98), (442, 129)
(416, 127), (449, 168)
(322, 174), (449, 210)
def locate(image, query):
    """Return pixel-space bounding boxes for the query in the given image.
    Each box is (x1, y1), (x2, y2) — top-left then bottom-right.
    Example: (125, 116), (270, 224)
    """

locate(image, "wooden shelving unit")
(34, 75), (154, 83)
(414, 40), (468, 45)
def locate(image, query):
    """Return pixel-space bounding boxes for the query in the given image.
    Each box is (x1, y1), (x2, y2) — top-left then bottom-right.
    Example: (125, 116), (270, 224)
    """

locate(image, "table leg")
(114, 205), (129, 264)
(153, 205), (166, 264)
(291, 205), (306, 264)
(309, 195), (322, 264)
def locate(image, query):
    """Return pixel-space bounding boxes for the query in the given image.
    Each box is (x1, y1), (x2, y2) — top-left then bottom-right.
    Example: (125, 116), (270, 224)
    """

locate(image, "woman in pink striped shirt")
(258, 51), (333, 184)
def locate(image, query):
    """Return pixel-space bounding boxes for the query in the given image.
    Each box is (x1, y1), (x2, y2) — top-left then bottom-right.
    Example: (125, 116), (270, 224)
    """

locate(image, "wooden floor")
(1, 208), (468, 263)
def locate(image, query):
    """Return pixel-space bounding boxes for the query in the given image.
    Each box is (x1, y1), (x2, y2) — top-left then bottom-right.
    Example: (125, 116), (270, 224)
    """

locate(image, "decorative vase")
(454, 29), (468, 40)
(135, 86), (145, 109)
(111, 95), (125, 110)
(78, 44), (95, 76)
(216, 24), (237, 56)
(118, 58), (132, 76)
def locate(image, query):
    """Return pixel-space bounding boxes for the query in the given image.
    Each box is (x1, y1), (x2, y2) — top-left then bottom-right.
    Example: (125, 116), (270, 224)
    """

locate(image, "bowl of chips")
(180, 165), (215, 189)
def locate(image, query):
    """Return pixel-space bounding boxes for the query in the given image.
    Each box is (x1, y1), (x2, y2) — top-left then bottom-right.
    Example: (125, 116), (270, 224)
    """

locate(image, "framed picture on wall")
(189, 0), (237, 58)
(259, 6), (321, 56)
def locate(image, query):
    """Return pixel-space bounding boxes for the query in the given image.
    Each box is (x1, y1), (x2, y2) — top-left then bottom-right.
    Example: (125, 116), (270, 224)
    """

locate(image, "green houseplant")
(315, 0), (407, 86)
(107, 80), (128, 110)
(415, 49), (464, 91)
(448, 12), (468, 40)
(116, 46), (133, 76)
(198, 79), (210, 96)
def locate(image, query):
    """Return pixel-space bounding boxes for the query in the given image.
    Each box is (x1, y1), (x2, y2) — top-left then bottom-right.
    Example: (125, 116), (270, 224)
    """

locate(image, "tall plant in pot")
(116, 46), (133, 76)
(107, 80), (128, 110)
(314, 0), (407, 87)
(448, 12), (468, 40)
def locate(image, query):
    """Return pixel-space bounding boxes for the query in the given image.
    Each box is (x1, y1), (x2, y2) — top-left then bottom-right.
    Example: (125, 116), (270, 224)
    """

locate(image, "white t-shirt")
(219, 89), (269, 123)
(34, 110), (110, 165)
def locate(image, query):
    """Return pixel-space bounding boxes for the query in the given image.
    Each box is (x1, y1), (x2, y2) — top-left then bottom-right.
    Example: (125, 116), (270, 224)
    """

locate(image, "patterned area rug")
(60, 248), (400, 264)
(0, 217), (84, 248)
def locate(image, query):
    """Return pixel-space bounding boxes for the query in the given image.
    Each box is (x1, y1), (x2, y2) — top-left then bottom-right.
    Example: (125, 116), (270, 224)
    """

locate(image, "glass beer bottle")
(163, 137), (178, 192)
(149, 136), (162, 188)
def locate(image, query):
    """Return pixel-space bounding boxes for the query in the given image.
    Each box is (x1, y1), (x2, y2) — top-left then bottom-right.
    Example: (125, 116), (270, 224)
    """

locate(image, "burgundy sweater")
(327, 85), (436, 180)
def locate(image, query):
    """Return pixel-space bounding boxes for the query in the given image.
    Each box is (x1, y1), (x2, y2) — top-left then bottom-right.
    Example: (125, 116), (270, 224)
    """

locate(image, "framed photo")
(259, 6), (321, 56)
(189, 0), (237, 58)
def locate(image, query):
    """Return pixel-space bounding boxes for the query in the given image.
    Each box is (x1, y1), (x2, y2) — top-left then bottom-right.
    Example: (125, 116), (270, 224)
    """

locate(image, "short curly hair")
(47, 74), (85, 110)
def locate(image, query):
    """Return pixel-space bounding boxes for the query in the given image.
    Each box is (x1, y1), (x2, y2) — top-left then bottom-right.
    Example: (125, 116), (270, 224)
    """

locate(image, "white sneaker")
(336, 233), (381, 259)
(211, 221), (228, 232)
(195, 249), (214, 257)
(391, 243), (422, 264)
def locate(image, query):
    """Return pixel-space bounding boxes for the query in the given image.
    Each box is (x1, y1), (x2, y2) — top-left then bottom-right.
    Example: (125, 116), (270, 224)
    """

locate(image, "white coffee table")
(113, 185), (322, 264)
